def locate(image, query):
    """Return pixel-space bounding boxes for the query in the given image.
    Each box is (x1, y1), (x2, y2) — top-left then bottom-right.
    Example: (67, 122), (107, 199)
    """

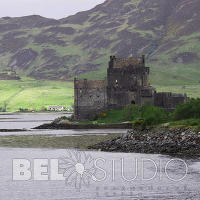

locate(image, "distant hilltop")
(0, 0), (199, 85)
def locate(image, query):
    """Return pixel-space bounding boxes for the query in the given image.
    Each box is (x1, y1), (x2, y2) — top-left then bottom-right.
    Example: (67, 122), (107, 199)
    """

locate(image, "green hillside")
(0, 78), (73, 112)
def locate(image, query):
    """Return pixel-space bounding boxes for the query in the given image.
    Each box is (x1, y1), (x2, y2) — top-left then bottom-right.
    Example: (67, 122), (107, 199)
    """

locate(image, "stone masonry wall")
(74, 78), (107, 121)
(154, 92), (188, 111)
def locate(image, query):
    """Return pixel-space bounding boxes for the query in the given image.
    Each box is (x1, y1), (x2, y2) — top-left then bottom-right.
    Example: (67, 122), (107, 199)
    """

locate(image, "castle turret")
(109, 55), (116, 68)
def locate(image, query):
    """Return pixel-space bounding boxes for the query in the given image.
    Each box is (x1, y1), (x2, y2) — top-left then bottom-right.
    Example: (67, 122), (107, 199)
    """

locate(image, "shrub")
(39, 107), (47, 112)
(132, 119), (144, 127)
(95, 110), (124, 123)
(0, 107), (6, 112)
(173, 98), (200, 120)
(98, 111), (108, 119)
(123, 104), (141, 121)
(53, 116), (69, 124)
(0, 102), (7, 112)
(19, 108), (28, 112)
(141, 106), (169, 127)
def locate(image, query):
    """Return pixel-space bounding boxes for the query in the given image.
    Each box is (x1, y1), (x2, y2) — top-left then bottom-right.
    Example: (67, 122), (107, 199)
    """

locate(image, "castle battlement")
(109, 55), (145, 69)
(74, 78), (106, 89)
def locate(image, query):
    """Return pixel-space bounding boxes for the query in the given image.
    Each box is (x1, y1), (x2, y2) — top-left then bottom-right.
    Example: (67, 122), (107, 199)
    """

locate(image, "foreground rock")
(89, 127), (200, 156)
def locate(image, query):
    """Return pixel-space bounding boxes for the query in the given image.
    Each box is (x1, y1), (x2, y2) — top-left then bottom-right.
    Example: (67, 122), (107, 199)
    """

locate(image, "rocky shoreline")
(0, 129), (28, 132)
(34, 122), (132, 129)
(89, 127), (200, 156)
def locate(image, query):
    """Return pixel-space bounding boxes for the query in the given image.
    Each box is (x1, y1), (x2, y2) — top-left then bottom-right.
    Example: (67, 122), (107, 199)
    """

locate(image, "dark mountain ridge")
(0, 0), (199, 85)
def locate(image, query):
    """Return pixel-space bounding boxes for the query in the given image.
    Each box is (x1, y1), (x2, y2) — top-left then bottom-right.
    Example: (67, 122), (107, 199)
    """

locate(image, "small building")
(65, 107), (74, 112)
(48, 106), (65, 111)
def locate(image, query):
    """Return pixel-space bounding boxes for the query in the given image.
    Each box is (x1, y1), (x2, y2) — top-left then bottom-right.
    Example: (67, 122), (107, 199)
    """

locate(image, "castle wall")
(74, 78), (107, 121)
(107, 89), (139, 109)
(140, 87), (156, 106)
(154, 92), (188, 111)
(107, 67), (150, 89)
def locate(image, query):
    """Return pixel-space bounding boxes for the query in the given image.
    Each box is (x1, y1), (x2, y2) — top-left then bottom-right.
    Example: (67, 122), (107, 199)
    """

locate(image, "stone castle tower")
(74, 79), (107, 121)
(74, 56), (188, 121)
(107, 55), (155, 110)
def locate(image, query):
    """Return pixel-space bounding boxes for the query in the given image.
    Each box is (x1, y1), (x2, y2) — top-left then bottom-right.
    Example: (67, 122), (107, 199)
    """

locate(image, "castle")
(74, 56), (188, 121)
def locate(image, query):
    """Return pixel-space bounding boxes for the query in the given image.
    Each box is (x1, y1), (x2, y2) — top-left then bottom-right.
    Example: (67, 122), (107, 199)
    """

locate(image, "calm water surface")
(0, 113), (71, 129)
(0, 148), (200, 200)
(0, 114), (200, 199)
(0, 113), (127, 136)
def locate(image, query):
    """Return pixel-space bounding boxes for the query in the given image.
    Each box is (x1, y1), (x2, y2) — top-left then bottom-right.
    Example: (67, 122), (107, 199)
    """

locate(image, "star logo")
(59, 150), (97, 190)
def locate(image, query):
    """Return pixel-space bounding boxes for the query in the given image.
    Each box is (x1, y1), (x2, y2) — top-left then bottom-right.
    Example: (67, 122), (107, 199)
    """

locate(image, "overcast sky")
(0, 0), (105, 19)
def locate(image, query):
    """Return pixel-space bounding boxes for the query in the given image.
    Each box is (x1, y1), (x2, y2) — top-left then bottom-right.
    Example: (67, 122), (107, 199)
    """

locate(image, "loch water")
(0, 114), (200, 200)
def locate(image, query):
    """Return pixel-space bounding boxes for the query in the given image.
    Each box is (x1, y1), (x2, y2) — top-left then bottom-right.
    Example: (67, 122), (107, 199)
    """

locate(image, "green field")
(0, 78), (74, 112)
(0, 75), (200, 113)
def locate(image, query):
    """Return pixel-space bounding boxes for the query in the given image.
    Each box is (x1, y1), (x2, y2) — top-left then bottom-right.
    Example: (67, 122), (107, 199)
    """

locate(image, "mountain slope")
(0, 0), (200, 86)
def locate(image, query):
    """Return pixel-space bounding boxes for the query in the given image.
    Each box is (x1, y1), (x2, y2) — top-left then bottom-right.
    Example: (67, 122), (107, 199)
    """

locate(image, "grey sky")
(0, 0), (105, 19)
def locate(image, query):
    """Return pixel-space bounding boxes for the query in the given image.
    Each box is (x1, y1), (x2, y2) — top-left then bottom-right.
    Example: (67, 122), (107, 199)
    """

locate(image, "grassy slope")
(0, 78), (73, 112)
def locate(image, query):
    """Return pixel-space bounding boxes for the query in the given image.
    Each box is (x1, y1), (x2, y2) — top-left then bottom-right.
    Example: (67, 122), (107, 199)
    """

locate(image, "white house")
(48, 106), (65, 111)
